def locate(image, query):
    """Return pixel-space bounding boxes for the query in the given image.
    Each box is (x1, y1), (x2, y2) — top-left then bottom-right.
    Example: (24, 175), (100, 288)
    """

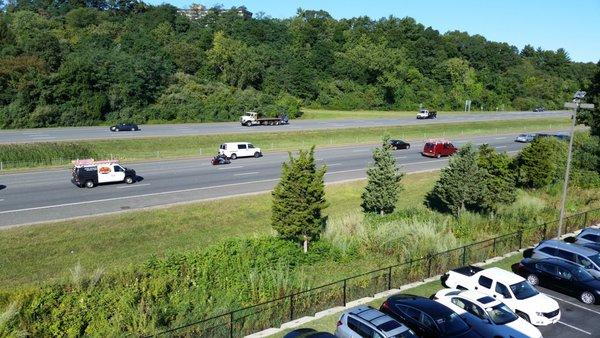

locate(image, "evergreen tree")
(361, 136), (404, 215)
(477, 144), (517, 212)
(271, 146), (328, 252)
(425, 144), (487, 217)
(515, 137), (567, 188)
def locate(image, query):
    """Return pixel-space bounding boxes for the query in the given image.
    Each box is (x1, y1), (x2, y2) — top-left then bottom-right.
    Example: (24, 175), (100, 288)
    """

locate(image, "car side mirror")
(564, 236), (576, 243)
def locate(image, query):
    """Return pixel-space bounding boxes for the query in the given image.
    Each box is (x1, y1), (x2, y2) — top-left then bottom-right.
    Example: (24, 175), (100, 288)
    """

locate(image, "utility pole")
(557, 91), (594, 237)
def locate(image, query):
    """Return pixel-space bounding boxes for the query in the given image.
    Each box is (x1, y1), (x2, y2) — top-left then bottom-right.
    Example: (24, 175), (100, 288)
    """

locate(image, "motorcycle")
(211, 155), (231, 165)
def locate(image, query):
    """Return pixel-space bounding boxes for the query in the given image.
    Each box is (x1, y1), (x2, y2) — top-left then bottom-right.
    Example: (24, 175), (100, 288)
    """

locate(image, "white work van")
(219, 142), (262, 160)
(71, 159), (137, 188)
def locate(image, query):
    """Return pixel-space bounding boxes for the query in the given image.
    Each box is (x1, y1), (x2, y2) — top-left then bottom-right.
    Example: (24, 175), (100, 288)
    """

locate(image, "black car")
(380, 294), (482, 338)
(533, 107), (545, 112)
(283, 328), (335, 338)
(512, 258), (600, 305)
(110, 123), (139, 132)
(389, 139), (411, 150)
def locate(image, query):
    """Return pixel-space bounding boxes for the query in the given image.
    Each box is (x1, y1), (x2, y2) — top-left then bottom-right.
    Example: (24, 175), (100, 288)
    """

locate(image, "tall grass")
(0, 142), (97, 166)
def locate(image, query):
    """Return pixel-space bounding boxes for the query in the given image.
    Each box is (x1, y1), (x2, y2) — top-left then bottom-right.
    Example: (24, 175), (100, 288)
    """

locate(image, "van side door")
(97, 165), (113, 183)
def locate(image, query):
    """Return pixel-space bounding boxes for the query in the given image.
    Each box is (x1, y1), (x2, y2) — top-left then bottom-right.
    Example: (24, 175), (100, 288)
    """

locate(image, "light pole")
(557, 91), (595, 237)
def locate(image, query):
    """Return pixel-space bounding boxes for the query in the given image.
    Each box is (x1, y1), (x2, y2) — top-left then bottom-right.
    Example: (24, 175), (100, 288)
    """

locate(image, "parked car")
(218, 142), (262, 160)
(283, 328), (335, 338)
(441, 266), (560, 326)
(421, 140), (457, 158)
(532, 107), (545, 112)
(380, 294), (482, 337)
(110, 123), (139, 132)
(528, 239), (600, 278)
(432, 289), (542, 338)
(389, 139), (411, 150)
(335, 305), (418, 338)
(71, 159), (136, 188)
(514, 134), (536, 143)
(566, 227), (600, 246)
(513, 258), (600, 305)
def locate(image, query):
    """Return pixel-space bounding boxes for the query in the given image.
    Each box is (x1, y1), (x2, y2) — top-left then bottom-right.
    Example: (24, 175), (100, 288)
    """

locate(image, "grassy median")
(300, 108), (493, 119)
(0, 117), (570, 170)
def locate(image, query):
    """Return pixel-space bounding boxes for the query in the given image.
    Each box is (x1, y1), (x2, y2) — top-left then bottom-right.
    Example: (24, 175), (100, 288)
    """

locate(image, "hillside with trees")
(0, 1), (597, 128)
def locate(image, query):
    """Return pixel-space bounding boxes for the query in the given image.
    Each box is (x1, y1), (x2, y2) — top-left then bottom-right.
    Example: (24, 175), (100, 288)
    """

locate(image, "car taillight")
(336, 320), (342, 327)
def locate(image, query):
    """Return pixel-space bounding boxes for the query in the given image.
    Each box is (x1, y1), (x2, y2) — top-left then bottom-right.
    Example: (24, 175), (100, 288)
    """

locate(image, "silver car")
(531, 239), (600, 278)
(335, 305), (417, 338)
(515, 133), (535, 143)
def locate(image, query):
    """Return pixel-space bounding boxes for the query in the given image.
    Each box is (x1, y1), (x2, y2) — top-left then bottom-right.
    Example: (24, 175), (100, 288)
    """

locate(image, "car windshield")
(518, 134), (526, 137)
(587, 254), (600, 268)
(573, 266), (595, 282)
(510, 281), (539, 300)
(486, 303), (518, 325)
(389, 329), (419, 338)
(436, 312), (470, 335)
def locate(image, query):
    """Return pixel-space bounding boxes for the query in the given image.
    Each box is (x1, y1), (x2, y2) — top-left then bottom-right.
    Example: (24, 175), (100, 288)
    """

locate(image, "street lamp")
(557, 91), (595, 237)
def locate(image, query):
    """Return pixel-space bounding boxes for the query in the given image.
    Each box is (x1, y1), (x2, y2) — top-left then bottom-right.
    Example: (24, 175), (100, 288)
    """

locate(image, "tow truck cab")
(72, 159), (136, 188)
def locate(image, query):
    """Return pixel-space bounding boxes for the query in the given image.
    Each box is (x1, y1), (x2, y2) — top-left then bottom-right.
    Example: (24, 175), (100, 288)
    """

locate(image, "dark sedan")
(283, 328), (335, 338)
(380, 294), (483, 338)
(110, 123), (140, 132)
(389, 139), (411, 150)
(512, 258), (600, 305)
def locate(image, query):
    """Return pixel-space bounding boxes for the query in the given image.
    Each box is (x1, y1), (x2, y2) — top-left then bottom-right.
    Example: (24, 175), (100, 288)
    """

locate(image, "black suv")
(380, 294), (482, 338)
(389, 139), (410, 150)
(110, 123), (139, 132)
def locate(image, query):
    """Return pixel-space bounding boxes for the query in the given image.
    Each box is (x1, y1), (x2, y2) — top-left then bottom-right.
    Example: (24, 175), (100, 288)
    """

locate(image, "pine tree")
(271, 146), (328, 252)
(477, 144), (517, 212)
(425, 144), (487, 217)
(515, 137), (567, 188)
(361, 136), (404, 215)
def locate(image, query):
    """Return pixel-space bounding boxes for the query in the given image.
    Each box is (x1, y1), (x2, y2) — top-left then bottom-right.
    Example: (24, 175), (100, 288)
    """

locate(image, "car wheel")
(230, 153), (237, 160)
(581, 291), (596, 304)
(125, 176), (134, 184)
(131, 127), (135, 131)
(254, 152), (261, 158)
(85, 180), (94, 188)
(392, 146), (397, 150)
(436, 154), (441, 159)
(406, 145), (410, 149)
(516, 311), (530, 323)
(526, 274), (539, 286)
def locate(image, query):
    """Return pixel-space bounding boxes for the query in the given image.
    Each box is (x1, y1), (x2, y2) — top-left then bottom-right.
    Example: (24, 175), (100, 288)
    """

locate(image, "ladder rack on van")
(72, 159), (119, 167)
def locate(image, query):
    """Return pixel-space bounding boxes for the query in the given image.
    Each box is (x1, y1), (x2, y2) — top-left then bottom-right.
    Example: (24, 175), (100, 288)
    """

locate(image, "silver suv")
(531, 239), (600, 278)
(335, 305), (417, 338)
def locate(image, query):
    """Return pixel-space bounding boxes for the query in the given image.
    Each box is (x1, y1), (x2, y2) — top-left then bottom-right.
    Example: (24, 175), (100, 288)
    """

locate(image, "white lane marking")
(326, 168), (365, 175)
(0, 178), (280, 215)
(547, 294), (600, 315)
(234, 172), (259, 176)
(557, 321), (592, 335)
(327, 163), (342, 167)
(217, 166), (244, 170)
(352, 149), (369, 152)
(0, 199), (4, 202)
(396, 156), (407, 159)
(116, 183), (151, 189)
(30, 136), (56, 139)
(495, 137), (507, 140)
(496, 146), (508, 149)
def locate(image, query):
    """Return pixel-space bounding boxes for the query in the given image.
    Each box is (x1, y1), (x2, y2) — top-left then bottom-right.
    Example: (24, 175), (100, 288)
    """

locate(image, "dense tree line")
(0, 1), (597, 128)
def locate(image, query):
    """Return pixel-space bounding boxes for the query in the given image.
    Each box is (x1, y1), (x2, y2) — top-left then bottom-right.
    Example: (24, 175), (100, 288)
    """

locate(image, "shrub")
(515, 137), (567, 188)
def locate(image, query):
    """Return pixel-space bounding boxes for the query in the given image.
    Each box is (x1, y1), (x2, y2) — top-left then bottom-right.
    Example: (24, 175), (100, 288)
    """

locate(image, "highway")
(0, 133), (538, 228)
(0, 110), (569, 143)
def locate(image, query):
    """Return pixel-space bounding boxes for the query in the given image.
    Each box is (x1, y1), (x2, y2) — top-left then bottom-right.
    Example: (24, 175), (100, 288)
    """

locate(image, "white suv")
(335, 305), (417, 338)
(433, 289), (542, 338)
(218, 142), (262, 160)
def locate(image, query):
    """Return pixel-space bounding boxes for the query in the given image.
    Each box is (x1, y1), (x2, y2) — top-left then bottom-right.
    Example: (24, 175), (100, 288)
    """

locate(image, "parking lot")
(539, 285), (600, 337)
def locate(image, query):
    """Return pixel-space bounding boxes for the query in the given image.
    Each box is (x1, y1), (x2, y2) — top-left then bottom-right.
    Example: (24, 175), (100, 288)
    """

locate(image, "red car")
(422, 140), (457, 158)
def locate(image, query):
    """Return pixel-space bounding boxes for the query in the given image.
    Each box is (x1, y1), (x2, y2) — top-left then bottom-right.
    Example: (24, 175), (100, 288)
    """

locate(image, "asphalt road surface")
(0, 133), (543, 228)
(0, 111), (569, 144)
(538, 284), (600, 337)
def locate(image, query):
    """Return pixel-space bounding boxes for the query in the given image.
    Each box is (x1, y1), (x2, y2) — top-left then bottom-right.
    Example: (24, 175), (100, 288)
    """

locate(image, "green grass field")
(273, 254), (522, 337)
(0, 172), (439, 289)
(0, 117), (570, 170)
(300, 108), (502, 120)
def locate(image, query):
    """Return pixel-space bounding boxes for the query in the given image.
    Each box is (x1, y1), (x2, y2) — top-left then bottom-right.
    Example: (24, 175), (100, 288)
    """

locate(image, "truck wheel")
(125, 176), (134, 184)
(245, 122), (252, 127)
(85, 180), (94, 188)
(254, 152), (261, 158)
(230, 154), (237, 160)
(581, 291), (596, 304)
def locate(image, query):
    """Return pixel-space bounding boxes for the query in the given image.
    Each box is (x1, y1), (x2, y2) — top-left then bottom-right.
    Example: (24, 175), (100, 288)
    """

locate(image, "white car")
(432, 289), (542, 338)
(218, 142), (262, 160)
(442, 266), (560, 326)
(515, 133), (535, 143)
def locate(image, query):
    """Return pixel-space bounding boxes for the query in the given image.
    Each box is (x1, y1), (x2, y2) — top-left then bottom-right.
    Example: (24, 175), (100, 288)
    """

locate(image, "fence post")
(518, 230), (523, 250)
(462, 245), (467, 266)
(542, 224), (547, 241)
(492, 237), (497, 256)
(229, 312), (234, 338)
(343, 279), (347, 306)
(427, 254), (433, 279)
(289, 294), (294, 321)
(387, 266), (392, 290)
(0, 161), (2, 171)
(584, 211), (589, 227)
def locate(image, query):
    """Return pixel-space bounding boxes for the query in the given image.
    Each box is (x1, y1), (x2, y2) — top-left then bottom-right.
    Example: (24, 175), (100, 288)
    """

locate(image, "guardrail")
(147, 207), (600, 337)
